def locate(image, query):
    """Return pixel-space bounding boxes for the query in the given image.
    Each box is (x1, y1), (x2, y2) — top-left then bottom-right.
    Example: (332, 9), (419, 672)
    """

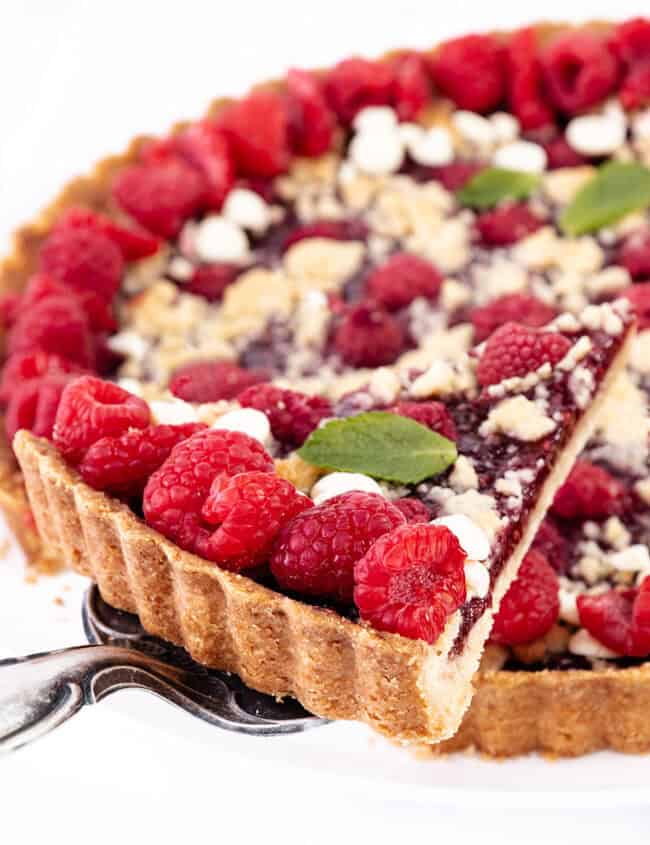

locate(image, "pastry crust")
(2, 19), (647, 753)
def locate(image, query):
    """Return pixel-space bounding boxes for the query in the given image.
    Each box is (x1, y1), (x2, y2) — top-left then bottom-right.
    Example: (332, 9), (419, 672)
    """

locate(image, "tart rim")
(2, 18), (649, 754)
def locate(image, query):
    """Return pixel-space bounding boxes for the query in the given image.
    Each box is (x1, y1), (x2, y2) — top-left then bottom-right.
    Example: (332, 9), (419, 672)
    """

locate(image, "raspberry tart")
(1, 17), (650, 749)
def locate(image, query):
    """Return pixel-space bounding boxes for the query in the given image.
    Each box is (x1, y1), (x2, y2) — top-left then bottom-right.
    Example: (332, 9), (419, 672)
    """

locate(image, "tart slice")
(12, 300), (633, 743)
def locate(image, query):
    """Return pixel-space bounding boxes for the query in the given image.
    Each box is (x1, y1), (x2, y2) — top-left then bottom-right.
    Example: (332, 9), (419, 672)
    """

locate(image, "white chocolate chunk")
(310, 472), (384, 506)
(452, 111), (496, 147)
(493, 140), (547, 173)
(464, 560), (491, 599)
(566, 112), (626, 156)
(149, 399), (199, 426)
(349, 129), (404, 175)
(480, 396), (556, 442)
(353, 106), (399, 133)
(222, 188), (274, 235)
(609, 545), (650, 573)
(407, 127), (454, 166)
(432, 513), (491, 561)
(194, 215), (250, 263)
(569, 629), (619, 660)
(211, 407), (272, 448)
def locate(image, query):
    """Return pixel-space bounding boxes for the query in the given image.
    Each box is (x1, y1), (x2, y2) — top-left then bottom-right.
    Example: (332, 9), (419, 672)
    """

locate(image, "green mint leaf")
(456, 167), (540, 209)
(297, 412), (457, 485)
(560, 161), (650, 236)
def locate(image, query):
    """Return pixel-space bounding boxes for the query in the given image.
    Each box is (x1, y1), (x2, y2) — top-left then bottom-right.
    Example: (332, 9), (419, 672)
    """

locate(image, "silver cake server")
(0, 584), (323, 752)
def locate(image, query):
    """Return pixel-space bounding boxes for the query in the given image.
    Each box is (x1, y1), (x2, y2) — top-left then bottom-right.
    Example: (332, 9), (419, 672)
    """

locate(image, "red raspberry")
(552, 460), (626, 520)
(286, 69), (336, 158)
(324, 58), (394, 125)
(281, 220), (368, 252)
(532, 517), (570, 575)
(5, 374), (77, 445)
(506, 27), (556, 131)
(53, 208), (160, 261)
(623, 282), (650, 330)
(169, 360), (269, 403)
(53, 376), (151, 464)
(334, 301), (405, 368)
(366, 253), (443, 311)
(471, 294), (557, 343)
(217, 90), (290, 178)
(143, 429), (274, 557)
(618, 229), (650, 280)
(354, 523), (466, 643)
(78, 422), (206, 497)
(113, 158), (206, 239)
(0, 350), (86, 405)
(391, 52), (431, 121)
(542, 135), (589, 169)
(7, 294), (95, 369)
(490, 550), (559, 646)
(39, 224), (124, 302)
(476, 203), (544, 247)
(173, 119), (235, 209)
(540, 32), (619, 115)
(429, 161), (485, 191)
(184, 263), (240, 302)
(429, 34), (505, 113)
(200, 471), (313, 570)
(387, 400), (457, 441)
(577, 576), (650, 657)
(238, 383), (332, 447)
(0, 292), (21, 329)
(476, 322), (571, 387)
(611, 20), (650, 110)
(16, 273), (117, 335)
(271, 491), (406, 602)
(392, 497), (431, 524)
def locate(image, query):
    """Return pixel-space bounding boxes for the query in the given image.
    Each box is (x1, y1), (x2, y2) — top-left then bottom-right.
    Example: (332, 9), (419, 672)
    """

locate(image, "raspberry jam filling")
(5, 18), (650, 660)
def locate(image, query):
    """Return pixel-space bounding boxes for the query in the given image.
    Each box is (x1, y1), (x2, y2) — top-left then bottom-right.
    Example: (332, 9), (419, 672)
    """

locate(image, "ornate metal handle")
(0, 643), (320, 752)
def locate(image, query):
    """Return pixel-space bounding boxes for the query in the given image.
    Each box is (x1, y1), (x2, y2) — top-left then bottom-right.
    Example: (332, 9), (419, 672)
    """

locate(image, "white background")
(2, 1), (650, 841)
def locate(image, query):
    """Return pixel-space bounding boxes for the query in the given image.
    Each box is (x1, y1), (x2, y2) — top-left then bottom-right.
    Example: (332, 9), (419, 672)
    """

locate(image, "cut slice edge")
(12, 325), (635, 744)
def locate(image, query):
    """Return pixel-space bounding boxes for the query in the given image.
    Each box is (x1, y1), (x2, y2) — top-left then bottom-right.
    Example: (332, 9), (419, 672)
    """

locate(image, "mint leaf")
(298, 412), (457, 485)
(457, 168), (540, 209)
(560, 162), (650, 236)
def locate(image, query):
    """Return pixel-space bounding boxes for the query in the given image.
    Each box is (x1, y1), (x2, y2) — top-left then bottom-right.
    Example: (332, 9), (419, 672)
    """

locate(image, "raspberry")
(0, 350), (86, 405)
(390, 52), (431, 121)
(16, 273), (117, 334)
(429, 34), (505, 113)
(366, 253), (443, 311)
(471, 294), (557, 343)
(217, 90), (290, 178)
(281, 220), (368, 252)
(334, 301), (405, 368)
(169, 360), (269, 403)
(387, 401), (457, 441)
(5, 374), (77, 445)
(324, 58), (394, 125)
(271, 491), (406, 602)
(532, 517), (570, 574)
(173, 119), (235, 209)
(392, 497), (431, 524)
(53, 207), (160, 261)
(429, 161), (485, 191)
(540, 32), (619, 115)
(0, 292), (21, 329)
(542, 135), (589, 169)
(476, 322), (571, 387)
(552, 460), (626, 520)
(618, 229), (650, 279)
(506, 27), (556, 131)
(623, 282), (650, 330)
(184, 263), (240, 302)
(7, 294), (95, 369)
(39, 224), (124, 302)
(611, 20), (650, 110)
(353, 523), (466, 643)
(577, 576), (650, 657)
(286, 69), (336, 157)
(53, 376), (151, 464)
(143, 429), (274, 557)
(78, 422), (205, 498)
(476, 202), (544, 247)
(200, 471), (313, 570)
(490, 550), (559, 646)
(113, 158), (206, 239)
(238, 383), (332, 447)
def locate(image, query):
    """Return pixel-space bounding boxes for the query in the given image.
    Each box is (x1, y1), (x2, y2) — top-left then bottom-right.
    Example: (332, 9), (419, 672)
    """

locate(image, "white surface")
(2, 1), (650, 840)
